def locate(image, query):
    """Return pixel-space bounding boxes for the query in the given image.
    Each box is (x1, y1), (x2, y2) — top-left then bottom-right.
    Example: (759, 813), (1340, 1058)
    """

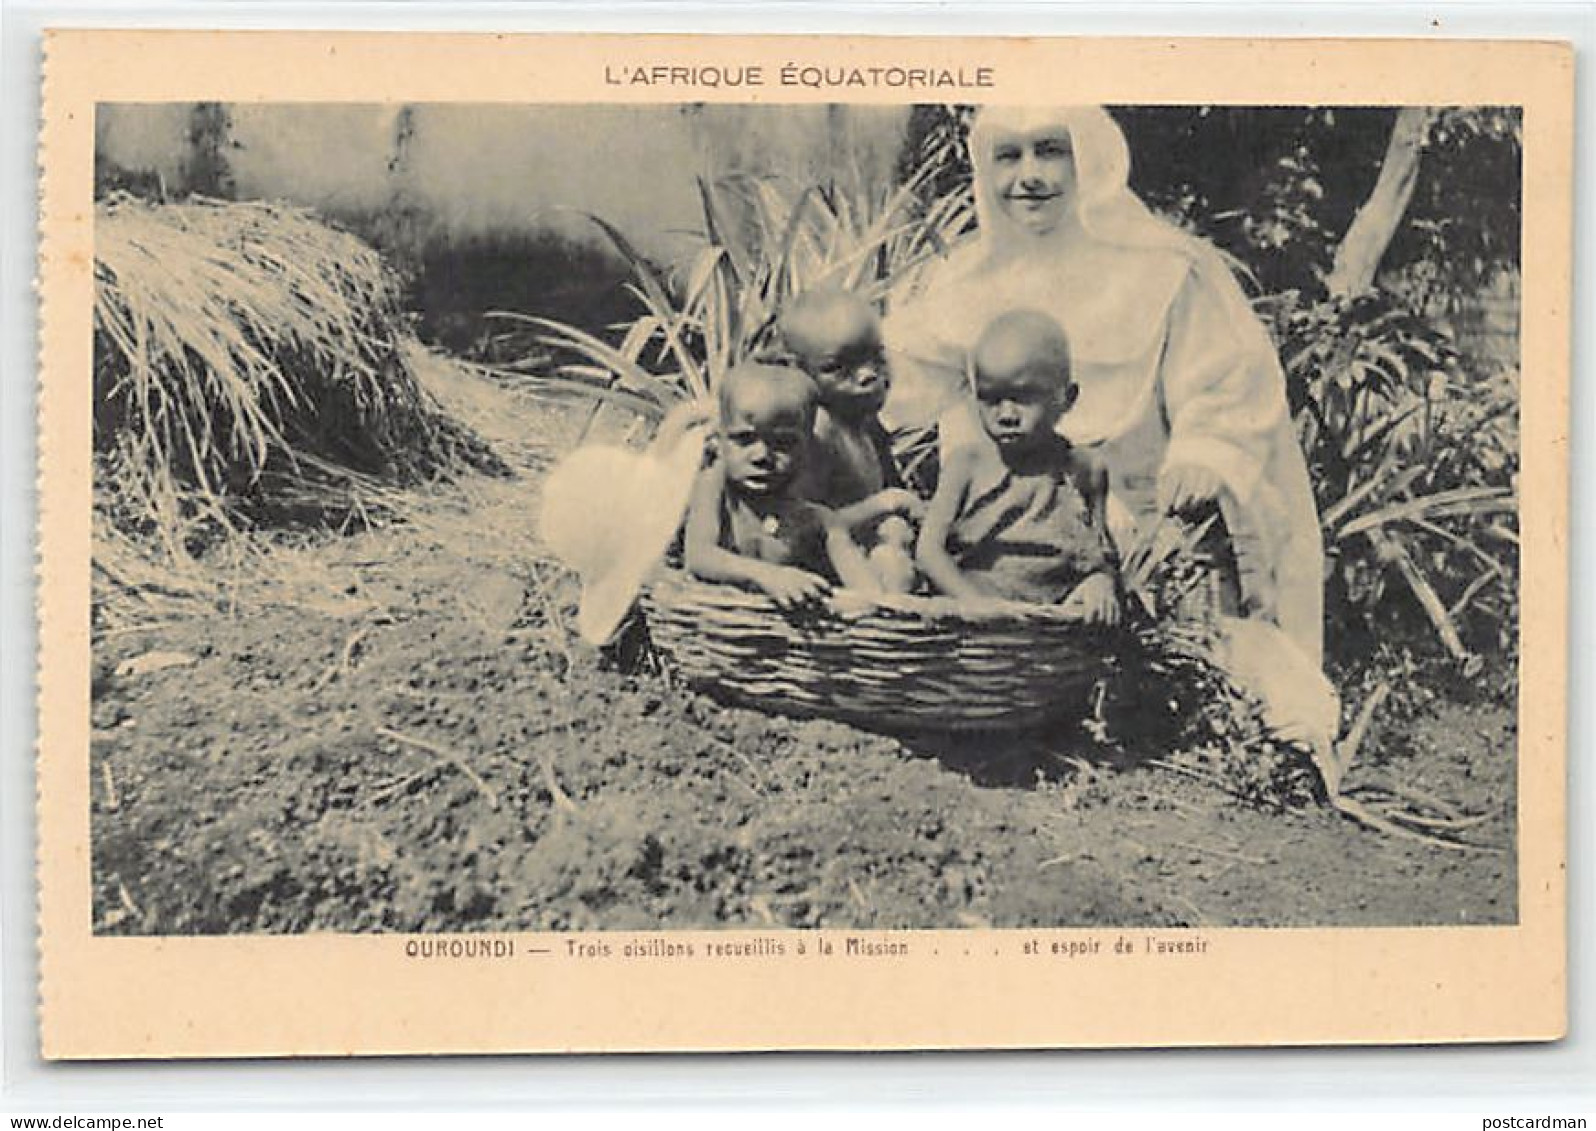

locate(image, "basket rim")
(647, 566), (1107, 628)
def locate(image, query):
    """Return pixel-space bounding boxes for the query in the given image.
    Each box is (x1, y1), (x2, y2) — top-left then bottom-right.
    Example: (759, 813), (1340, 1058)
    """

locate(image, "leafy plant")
(1262, 288), (1518, 664)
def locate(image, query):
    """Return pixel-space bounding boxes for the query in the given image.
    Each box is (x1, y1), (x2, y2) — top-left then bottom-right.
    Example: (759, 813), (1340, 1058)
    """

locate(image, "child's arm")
(684, 466), (831, 609)
(819, 508), (881, 595)
(1059, 452), (1121, 625)
(914, 447), (987, 601)
(832, 487), (924, 534)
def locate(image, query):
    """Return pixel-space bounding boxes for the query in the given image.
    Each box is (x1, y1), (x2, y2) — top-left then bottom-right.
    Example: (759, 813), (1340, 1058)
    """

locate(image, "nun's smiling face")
(987, 124), (1076, 237)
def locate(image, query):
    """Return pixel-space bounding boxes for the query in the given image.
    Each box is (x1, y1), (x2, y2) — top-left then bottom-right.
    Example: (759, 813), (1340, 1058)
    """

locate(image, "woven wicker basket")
(642, 569), (1117, 733)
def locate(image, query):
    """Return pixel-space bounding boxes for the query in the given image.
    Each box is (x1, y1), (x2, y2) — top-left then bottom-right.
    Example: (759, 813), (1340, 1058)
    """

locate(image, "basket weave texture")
(643, 570), (1116, 733)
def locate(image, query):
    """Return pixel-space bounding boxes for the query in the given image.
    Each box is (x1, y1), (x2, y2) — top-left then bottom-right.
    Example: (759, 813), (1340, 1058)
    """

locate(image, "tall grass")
(94, 194), (498, 560)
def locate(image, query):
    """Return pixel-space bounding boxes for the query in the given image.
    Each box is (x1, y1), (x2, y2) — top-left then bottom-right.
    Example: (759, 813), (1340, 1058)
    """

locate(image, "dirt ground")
(90, 363), (1518, 934)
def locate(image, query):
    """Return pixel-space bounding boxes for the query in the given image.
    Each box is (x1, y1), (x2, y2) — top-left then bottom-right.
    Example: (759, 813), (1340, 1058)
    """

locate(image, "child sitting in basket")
(683, 361), (877, 609)
(780, 287), (924, 594)
(916, 309), (1121, 624)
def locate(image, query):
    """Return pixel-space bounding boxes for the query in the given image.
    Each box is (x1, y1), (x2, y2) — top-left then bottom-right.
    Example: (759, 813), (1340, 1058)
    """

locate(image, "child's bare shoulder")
(940, 441), (985, 480)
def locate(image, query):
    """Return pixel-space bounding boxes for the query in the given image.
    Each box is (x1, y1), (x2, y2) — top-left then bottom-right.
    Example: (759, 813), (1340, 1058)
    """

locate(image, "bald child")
(684, 362), (876, 608)
(780, 287), (923, 592)
(916, 309), (1120, 622)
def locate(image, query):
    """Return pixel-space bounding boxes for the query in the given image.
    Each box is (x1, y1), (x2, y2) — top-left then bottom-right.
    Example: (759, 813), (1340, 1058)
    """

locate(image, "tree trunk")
(1325, 107), (1434, 298)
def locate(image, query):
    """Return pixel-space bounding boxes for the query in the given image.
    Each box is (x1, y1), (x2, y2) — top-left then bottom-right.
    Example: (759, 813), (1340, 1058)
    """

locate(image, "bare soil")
(90, 366), (1518, 935)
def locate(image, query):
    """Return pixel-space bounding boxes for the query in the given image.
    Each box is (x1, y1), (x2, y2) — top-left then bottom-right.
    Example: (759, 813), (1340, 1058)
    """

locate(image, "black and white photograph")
(87, 99), (1523, 937)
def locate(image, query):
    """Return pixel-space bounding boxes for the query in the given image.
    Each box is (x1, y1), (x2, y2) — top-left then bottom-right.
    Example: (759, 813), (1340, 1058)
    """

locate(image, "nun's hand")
(1060, 572), (1120, 626)
(1157, 462), (1223, 517)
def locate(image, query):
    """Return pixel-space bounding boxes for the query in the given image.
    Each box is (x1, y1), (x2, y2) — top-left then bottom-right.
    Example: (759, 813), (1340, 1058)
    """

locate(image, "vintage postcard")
(37, 31), (1570, 1058)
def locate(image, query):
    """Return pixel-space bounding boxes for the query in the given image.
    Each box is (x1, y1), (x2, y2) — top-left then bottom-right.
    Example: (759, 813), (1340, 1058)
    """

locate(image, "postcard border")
(36, 30), (1572, 1059)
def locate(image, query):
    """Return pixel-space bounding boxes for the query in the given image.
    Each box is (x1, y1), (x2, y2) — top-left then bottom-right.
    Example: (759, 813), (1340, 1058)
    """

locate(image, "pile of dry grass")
(93, 194), (498, 560)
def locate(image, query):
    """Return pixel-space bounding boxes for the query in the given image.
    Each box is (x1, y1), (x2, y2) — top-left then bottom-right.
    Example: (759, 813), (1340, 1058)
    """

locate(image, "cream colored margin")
(37, 31), (1572, 1058)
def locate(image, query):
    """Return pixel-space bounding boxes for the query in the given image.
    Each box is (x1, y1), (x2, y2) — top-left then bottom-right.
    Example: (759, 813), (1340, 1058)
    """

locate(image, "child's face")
(720, 380), (812, 497)
(787, 305), (888, 418)
(974, 355), (1073, 454)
